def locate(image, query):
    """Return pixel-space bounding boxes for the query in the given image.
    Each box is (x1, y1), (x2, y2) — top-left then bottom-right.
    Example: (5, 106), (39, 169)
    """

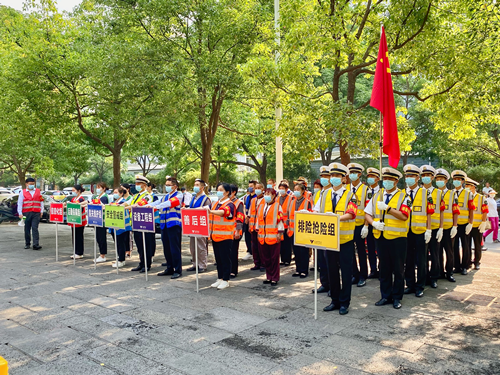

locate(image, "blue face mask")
(320, 177), (329, 187)
(135, 185), (142, 191)
(367, 177), (376, 186)
(217, 191), (225, 199)
(313, 188), (320, 194)
(255, 189), (262, 196)
(405, 177), (416, 186)
(96, 188), (102, 194)
(278, 189), (286, 195)
(113, 193), (119, 200)
(267, 184), (272, 189)
(294, 190), (301, 198)
(264, 195), (272, 203)
(193, 186), (200, 194)
(436, 180), (446, 188)
(383, 180), (395, 190)
(330, 177), (342, 187)
(165, 186), (173, 193)
(349, 173), (359, 182)
(453, 180), (462, 188)
(422, 176), (432, 185)
(27, 184), (35, 190)
(248, 187), (254, 193)
(70, 191), (76, 196)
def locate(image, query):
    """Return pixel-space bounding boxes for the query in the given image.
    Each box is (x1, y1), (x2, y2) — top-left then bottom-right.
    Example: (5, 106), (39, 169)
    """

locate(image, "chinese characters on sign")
(49, 203), (64, 223)
(131, 207), (155, 232)
(104, 205), (126, 229)
(294, 212), (340, 251)
(87, 204), (103, 227)
(66, 203), (82, 225)
(181, 208), (209, 237)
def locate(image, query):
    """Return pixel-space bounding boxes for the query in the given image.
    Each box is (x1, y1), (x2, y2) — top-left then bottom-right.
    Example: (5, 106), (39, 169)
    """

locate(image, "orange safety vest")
(278, 194), (293, 229)
(69, 196), (87, 227)
(22, 189), (42, 213)
(232, 198), (244, 237)
(249, 196), (265, 232)
(257, 201), (281, 245)
(209, 200), (235, 242)
(287, 196), (312, 236)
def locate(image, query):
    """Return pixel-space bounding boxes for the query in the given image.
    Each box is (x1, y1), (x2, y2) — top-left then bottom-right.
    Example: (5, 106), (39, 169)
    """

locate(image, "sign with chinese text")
(67, 203), (82, 225)
(181, 208), (209, 237)
(131, 207), (155, 232)
(49, 203), (64, 223)
(105, 205), (125, 229)
(293, 212), (339, 251)
(87, 204), (103, 227)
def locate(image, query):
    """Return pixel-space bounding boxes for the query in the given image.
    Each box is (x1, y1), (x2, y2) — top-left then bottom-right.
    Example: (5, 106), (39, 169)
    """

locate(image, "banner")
(49, 203), (64, 223)
(67, 203), (82, 225)
(105, 205), (125, 229)
(293, 212), (340, 251)
(131, 207), (155, 232)
(181, 208), (209, 237)
(87, 204), (103, 227)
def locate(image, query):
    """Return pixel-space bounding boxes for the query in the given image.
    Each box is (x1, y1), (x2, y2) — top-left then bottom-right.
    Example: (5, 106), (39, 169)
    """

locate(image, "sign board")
(67, 203), (82, 225)
(49, 203), (64, 223)
(131, 207), (155, 233)
(87, 204), (103, 227)
(293, 212), (340, 251)
(105, 205), (125, 229)
(181, 208), (209, 237)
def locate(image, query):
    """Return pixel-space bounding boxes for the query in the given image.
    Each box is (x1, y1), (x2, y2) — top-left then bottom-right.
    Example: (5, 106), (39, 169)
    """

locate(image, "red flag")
(370, 26), (400, 168)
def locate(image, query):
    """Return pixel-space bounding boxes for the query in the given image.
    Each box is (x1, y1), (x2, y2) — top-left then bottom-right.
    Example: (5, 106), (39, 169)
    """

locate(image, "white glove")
(450, 226), (458, 238)
(361, 225), (369, 238)
(479, 221), (487, 233)
(377, 201), (388, 211)
(465, 223), (473, 235)
(436, 228), (443, 243)
(424, 229), (432, 244)
(372, 221), (385, 231)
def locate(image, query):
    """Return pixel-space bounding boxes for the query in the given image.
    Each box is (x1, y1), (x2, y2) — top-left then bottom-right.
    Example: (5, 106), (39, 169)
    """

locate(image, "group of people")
(18, 163), (495, 314)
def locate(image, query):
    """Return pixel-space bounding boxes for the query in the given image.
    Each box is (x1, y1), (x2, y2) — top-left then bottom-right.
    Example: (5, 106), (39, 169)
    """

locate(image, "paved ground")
(1, 222), (500, 375)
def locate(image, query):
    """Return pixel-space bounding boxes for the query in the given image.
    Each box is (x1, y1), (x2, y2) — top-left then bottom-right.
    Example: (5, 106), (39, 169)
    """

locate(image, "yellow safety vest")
(372, 189), (409, 240)
(320, 188), (355, 244)
(346, 183), (368, 226)
(428, 188), (443, 230)
(441, 189), (455, 230)
(319, 187), (333, 212)
(471, 193), (484, 227)
(455, 189), (471, 225)
(408, 187), (428, 235)
(314, 190), (321, 205)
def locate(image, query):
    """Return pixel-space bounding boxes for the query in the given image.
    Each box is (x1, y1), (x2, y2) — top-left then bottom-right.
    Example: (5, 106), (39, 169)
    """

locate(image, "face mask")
(436, 180), (445, 188)
(278, 189), (286, 195)
(135, 185), (142, 191)
(349, 173), (359, 182)
(71, 191), (76, 196)
(453, 180), (462, 188)
(330, 177), (342, 187)
(264, 195), (272, 203)
(193, 186), (200, 194)
(405, 177), (416, 186)
(490, 194), (496, 199)
(248, 187), (254, 193)
(383, 180), (395, 190)
(320, 177), (329, 187)
(422, 177), (432, 185)
(314, 188), (320, 194)
(217, 191), (225, 199)
(113, 193), (119, 200)
(294, 191), (301, 198)
(165, 186), (173, 193)
(255, 189), (262, 196)
(96, 188), (102, 194)
(367, 177), (376, 186)
(27, 184), (35, 190)
(267, 184), (272, 189)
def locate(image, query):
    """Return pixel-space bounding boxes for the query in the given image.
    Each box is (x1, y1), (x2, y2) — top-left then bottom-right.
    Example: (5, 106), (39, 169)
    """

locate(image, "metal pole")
(142, 231), (148, 281)
(114, 229), (119, 274)
(73, 225), (76, 266)
(195, 237), (199, 293)
(94, 227), (97, 270)
(274, 0), (283, 184)
(314, 248), (318, 320)
(379, 112), (383, 177)
(56, 222), (58, 262)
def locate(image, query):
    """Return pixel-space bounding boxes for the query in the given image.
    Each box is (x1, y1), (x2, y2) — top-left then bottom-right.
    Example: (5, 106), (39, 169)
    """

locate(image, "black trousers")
(453, 224), (471, 272)
(352, 225), (368, 281)
(280, 229), (293, 264)
(318, 249), (330, 290)
(367, 225), (378, 273)
(116, 231), (130, 262)
(251, 231), (261, 267)
(96, 226), (108, 255)
(428, 229), (441, 281)
(468, 227), (482, 267)
(213, 239), (232, 281)
(326, 241), (354, 307)
(243, 223), (252, 253)
(377, 236), (406, 300)
(405, 231), (427, 292)
(292, 234), (310, 275)
(440, 228), (454, 276)
(133, 231), (154, 268)
(161, 225), (182, 274)
(24, 211), (40, 246)
(71, 226), (85, 256)
(230, 238), (241, 275)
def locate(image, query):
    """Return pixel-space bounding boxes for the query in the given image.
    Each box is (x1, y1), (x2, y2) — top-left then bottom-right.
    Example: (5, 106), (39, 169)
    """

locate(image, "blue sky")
(0, 0), (82, 12)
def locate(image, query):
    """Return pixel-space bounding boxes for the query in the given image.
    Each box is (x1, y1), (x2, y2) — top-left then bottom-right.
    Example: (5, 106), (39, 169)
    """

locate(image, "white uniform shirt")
(313, 187), (332, 212)
(486, 197), (498, 218)
(483, 186), (493, 195)
(364, 189), (409, 217)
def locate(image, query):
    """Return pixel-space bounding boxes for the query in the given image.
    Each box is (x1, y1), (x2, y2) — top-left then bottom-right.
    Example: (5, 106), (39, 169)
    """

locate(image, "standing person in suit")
(17, 177), (44, 250)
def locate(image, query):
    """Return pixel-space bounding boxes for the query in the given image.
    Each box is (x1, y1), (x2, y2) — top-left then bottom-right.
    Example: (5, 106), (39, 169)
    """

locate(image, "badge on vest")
(350, 196), (358, 204)
(335, 211), (344, 215)
(413, 206), (422, 212)
(458, 202), (464, 207)
(445, 204), (449, 210)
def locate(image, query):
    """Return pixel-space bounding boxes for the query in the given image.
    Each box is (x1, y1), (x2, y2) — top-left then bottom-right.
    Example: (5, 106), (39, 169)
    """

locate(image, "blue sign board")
(87, 204), (104, 227)
(131, 207), (156, 232)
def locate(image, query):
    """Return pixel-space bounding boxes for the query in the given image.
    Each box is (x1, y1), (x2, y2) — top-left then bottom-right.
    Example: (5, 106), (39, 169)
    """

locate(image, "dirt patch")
(219, 335), (288, 360)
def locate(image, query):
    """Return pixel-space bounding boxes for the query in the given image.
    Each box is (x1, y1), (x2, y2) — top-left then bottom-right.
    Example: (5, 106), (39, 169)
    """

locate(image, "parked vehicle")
(0, 194), (51, 224)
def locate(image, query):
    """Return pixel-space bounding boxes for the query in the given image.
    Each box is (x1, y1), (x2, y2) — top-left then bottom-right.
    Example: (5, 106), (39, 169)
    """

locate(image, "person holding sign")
(230, 184), (245, 278)
(17, 177), (44, 250)
(365, 167), (411, 309)
(361, 167), (381, 279)
(92, 182), (110, 263)
(317, 163), (357, 315)
(67, 185), (88, 259)
(278, 181), (294, 267)
(111, 187), (132, 268)
(208, 183), (236, 290)
(248, 183), (266, 271)
(187, 179), (211, 273)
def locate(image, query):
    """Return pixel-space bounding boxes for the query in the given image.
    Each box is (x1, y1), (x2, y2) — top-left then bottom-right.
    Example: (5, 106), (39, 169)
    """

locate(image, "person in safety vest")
(207, 182), (236, 290)
(318, 163), (358, 316)
(277, 181), (294, 267)
(313, 179), (322, 205)
(464, 178), (488, 271)
(92, 182), (110, 264)
(248, 182), (266, 271)
(294, 176), (312, 205)
(365, 167), (411, 310)
(66, 184), (88, 259)
(403, 164), (434, 298)
(360, 167), (381, 279)
(242, 180), (258, 261)
(110, 186), (132, 268)
(17, 177), (44, 250)
(123, 175), (154, 273)
(229, 184), (245, 278)
(450, 170), (475, 275)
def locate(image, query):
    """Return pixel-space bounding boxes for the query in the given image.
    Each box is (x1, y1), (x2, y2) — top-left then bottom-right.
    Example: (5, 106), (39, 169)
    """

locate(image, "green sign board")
(105, 205), (126, 229)
(67, 203), (82, 225)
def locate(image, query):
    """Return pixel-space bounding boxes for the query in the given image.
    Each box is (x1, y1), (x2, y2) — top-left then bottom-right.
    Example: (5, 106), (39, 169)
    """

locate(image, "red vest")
(22, 189), (42, 213)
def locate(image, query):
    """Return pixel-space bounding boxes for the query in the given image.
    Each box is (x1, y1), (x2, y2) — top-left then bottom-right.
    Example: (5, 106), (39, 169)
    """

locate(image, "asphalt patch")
(219, 334), (288, 359)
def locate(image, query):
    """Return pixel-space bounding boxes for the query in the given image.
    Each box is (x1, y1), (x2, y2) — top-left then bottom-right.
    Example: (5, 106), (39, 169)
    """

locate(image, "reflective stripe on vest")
(279, 194), (293, 228)
(429, 188), (442, 230)
(409, 187), (428, 234)
(257, 201), (280, 245)
(373, 189), (409, 240)
(348, 184), (367, 226)
(335, 191), (355, 244)
(472, 194), (483, 227)
(22, 189), (42, 213)
(456, 189), (470, 225)
(249, 198), (264, 232)
(288, 197), (311, 236)
(441, 189), (455, 229)
(209, 200), (235, 241)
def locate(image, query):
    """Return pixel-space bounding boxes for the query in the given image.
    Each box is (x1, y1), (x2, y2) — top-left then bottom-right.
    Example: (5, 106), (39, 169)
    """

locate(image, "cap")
(135, 174), (150, 184)
(465, 177), (478, 187)
(195, 179), (206, 185)
(435, 168), (450, 180)
(366, 167), (380, 178)
(451, 170), (467, 180)
(294, 177), (308, 187)
(347, 163), (364, 174)
(403, 164), (421, 176)
(490, 190), (497, 195)
(329, 163), (348, 176)
(25, 177), (35, 183)
(382, 167), (402, 180)
(420, 165), (436, 176)
(319, 165), (330, 176)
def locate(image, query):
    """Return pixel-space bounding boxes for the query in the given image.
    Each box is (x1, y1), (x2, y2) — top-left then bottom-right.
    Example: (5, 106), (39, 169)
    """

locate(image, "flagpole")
(379, 23), (384, 176)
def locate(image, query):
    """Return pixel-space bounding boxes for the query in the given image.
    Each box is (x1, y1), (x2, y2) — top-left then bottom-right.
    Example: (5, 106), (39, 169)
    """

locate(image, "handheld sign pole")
(94, 229), (97, 270)
(105, 205), (126, 275)
(67, 203), (83, 266)
(73, 227), (76, 266)
(87, 204), (104, 271)
(50, 203), (64, 262)
(114, 229), (119, 274)
(131, 206), (156, 282)
(56, 223), (58, 262)
(314, 248), (318, 320)
(195, 237), (199, 293)
(142, 232), (148, 281)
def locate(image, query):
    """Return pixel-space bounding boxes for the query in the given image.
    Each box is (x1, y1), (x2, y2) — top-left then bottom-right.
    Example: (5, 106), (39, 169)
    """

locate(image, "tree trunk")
(339, 141), (350, 165)
(403, 152), (409, 166)
(73, 174), (78, 185)
(113, 150), (121, 188)
(18, 170), (26, 189)
(259, 154), (267, 183)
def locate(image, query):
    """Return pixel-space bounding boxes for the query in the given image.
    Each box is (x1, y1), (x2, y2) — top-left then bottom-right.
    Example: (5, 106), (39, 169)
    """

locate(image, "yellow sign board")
(293, 212), (340, 251)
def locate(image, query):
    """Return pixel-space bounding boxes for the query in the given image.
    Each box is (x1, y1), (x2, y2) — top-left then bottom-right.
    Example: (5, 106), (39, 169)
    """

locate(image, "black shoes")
(351, 277), (358, 285)
(447, 275), (456, 282)
(474, 264), (481, 270)
(312, 286), (329, 294)
(415, 290), (424, 298)
(292, 272), (301, 277)
(323, 303), (339, 312)
(157, 269), (174, 276)
(393, 300), (402, 309)
(404, 287), (416, 295)
(375, 298), (392, 306)
(430, 281), (438, 289)
(461, 269), (468, 275)
(357, 279), (366, 287)
(367, 271), (379, 279)
(270, 281), (278, 286)
(250, 266), (260, 271)
(263, 280), (272, 284)
(260, 267), (266, 272)
(33, 245), (42, 250)
(339, 306), (349, 315)
(186, 266), (197, 271)
(161, 262), (168, 267)
(139, 267), (151, 273)
(299, 273), (308, 279)
(131, 266), (143, 271)
(171, 273), (182, 279)
(24, 245), (30, 249)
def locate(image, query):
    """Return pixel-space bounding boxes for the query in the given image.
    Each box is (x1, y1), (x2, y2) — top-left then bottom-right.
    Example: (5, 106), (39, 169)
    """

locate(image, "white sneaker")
(217, 280), (229, 290)
(71, 254), (83, 259)
(95, 256), (107, 263)
(242, 253), (253, 261)
(211, 279), (223, 288)
(112, 261), (126, 268)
